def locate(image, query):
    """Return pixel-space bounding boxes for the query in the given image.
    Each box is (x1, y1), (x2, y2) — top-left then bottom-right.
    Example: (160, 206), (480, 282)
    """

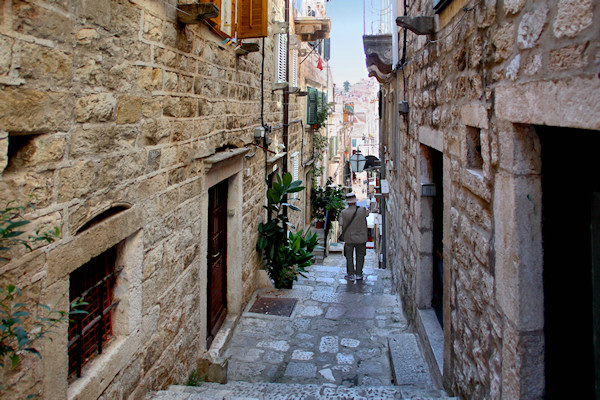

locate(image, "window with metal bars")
(68, 247), (121, 378)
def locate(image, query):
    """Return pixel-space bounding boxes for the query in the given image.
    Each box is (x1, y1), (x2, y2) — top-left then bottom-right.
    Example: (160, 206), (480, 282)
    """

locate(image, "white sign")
(380, 179), (389, 194)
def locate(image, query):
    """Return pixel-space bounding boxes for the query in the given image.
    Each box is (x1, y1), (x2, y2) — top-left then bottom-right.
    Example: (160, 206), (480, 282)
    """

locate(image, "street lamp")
(349, 150), (366, 173)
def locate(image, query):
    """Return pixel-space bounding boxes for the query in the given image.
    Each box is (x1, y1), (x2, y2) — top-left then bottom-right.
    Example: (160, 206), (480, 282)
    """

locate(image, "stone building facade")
(366, 0), (599, 398)
(0, 0), (328, 399)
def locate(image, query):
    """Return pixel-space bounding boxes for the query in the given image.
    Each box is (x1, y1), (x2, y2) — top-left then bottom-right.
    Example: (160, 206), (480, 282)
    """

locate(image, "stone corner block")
(460, 103), (489, 130)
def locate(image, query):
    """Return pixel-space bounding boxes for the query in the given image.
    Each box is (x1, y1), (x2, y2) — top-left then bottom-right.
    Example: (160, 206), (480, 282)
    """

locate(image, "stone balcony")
(294, 17), (331, 41)
(363, 34), (393, 83)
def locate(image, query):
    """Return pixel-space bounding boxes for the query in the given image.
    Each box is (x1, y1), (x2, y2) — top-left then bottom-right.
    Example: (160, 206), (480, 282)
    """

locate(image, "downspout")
(282, 0), (290, 174)
(282, 0), (290, 222)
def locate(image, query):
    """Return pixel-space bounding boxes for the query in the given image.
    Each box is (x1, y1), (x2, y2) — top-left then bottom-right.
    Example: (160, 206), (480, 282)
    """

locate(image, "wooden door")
(207, 179), (228, 348)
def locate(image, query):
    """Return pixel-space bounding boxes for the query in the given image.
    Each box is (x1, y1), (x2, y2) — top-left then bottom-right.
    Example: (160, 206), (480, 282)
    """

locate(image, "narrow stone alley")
(148, 250), (452, 399)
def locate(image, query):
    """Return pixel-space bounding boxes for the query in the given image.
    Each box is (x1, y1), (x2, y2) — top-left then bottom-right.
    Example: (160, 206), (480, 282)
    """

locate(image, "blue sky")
(326, 0), (383, 86)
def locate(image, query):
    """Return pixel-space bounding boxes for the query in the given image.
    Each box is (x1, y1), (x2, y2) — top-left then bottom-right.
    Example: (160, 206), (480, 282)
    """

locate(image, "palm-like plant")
(256, 173), (319, 289)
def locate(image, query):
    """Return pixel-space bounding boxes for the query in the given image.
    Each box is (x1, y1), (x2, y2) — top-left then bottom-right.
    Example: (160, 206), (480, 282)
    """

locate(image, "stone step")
(147, 381), (453, 400)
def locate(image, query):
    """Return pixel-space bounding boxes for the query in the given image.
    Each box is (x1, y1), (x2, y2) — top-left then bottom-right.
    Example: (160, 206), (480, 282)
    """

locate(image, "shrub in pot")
(256, 173), (319, 289)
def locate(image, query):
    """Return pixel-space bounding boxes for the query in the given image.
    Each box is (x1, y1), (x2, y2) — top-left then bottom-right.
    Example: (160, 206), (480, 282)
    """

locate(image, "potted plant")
(311, 177), (346, 229)
(256, 173), (319, 289)
(310, 185), (327, 228)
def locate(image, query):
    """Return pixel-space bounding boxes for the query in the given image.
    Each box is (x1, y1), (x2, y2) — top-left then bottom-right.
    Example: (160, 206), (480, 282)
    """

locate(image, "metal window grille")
(68, 248), (121, 378)
(276, 33), (288, 84)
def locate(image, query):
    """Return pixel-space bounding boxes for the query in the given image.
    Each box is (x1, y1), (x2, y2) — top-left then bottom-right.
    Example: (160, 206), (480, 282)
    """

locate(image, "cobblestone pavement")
(222, 249), (418, 388)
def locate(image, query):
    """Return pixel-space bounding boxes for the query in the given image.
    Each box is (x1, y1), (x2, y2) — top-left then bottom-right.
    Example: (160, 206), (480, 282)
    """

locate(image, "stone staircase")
(147, 381), (452, 399)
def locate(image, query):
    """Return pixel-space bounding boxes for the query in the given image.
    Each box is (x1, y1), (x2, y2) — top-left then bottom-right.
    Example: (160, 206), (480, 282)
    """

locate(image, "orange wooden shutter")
(200, 0), (222, 27)
(237, 0), (268, 39)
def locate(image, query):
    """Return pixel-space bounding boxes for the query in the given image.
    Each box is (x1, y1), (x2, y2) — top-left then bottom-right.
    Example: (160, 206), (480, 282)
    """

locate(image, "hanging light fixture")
(349, 150), (367, 173)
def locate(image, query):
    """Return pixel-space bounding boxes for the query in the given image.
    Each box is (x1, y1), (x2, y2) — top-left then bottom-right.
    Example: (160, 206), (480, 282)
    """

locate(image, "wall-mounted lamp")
(177, 2), (219, 24)
(349, 150), (367, 173)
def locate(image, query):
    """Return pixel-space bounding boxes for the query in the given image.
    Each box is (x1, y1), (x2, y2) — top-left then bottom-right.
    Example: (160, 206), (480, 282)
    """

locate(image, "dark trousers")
(344, 243), (367, 276)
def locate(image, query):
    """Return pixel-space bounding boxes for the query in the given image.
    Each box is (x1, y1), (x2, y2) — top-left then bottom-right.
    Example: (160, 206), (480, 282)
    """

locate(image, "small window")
(466, 126), (483, 170)
(68, 248), (121, 378)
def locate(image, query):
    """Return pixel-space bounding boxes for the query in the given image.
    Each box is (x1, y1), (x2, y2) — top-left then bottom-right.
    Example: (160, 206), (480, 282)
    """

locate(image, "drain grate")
(248, 297), (297, 317)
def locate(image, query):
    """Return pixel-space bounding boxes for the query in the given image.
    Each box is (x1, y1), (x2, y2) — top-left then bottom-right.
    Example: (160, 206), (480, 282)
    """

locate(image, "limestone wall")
(382, 0), (599, 398)
(0, 0), (307, 399)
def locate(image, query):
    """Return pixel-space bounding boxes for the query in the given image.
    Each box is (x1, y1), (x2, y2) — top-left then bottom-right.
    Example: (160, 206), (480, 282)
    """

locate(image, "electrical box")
(254, 126), (265, 139)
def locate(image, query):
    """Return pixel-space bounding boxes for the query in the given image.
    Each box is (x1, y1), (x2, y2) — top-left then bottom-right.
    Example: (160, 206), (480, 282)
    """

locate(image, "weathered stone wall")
(383, 0), (599, 398)
(0, 0), (305, 399)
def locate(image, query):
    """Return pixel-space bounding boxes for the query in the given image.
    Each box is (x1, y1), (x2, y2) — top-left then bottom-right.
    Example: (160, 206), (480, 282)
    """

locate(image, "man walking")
(339, 193), (370, 281)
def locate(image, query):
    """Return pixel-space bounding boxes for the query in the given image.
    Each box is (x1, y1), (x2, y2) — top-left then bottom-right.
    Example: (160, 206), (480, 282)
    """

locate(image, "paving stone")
(340, 338), (360, 348)
(319, 336), (339, 353)
(348, 305), (376, 319)
(319, 368), (336, 382)
(298, 305), (324, 317)
(336, 353), (355, 365)
(257, 340), (290, 352)
(284, 362), (318, 378)
(291, 350), (314, 360)
(325, 304), (346, 319)
(263, 350), (285, 364)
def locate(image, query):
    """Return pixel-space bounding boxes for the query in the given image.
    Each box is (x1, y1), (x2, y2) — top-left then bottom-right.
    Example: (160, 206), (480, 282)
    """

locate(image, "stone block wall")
(0, 0), (308, 399)
(382, 0), (599, 398)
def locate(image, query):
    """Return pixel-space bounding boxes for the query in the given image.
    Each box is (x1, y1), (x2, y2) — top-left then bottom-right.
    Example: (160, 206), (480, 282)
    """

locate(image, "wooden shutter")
(307, 88), (318, 125)
(237, 0), (268, 39)
(323, 38), (330, 61)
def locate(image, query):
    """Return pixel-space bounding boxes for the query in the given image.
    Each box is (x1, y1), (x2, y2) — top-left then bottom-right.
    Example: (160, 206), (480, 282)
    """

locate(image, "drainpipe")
(282, 0), (290, 223)
(282, 0), (290, 175)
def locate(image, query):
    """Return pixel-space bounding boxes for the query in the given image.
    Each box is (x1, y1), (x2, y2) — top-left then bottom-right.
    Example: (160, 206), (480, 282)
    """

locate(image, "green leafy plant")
(186, 369), (207, 386)
(0, 200), (59, 261)
(311, 177), (346, 224)
(314, 102), (331, 130)
(256, 173), (319, 289)
(0, 285), (87, 369)
(0, 199), (86, 396)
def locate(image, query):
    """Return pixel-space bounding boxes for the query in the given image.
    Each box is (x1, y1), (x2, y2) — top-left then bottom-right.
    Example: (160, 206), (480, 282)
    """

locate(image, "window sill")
(67, 336), (136, 400)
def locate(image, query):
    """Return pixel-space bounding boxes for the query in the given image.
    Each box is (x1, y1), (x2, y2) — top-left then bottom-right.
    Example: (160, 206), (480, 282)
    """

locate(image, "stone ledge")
(416, 308), (444, 389)
(388, 333), (433, 387)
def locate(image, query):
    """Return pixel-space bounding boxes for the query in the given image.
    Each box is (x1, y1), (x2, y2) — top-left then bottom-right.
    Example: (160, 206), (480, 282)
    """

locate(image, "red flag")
(317, 56), (323, 71)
